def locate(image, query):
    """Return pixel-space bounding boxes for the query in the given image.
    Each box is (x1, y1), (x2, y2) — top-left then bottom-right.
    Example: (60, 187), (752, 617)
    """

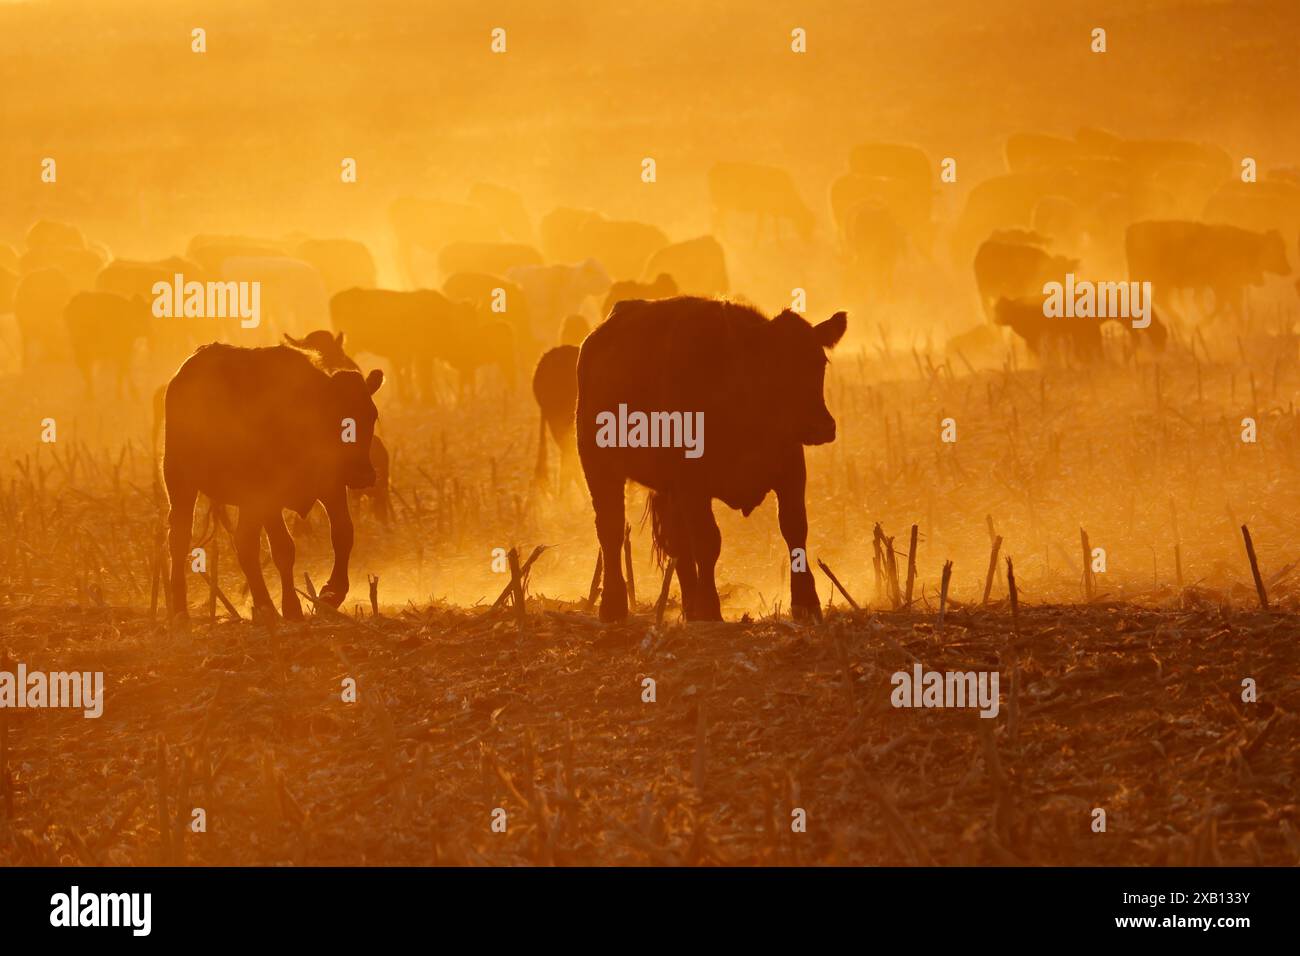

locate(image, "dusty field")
(0, 598), (1297, 866)
(2, 340), (1300, 866)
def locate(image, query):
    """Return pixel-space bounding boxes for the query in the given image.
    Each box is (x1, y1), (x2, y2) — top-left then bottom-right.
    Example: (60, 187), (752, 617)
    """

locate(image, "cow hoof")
(282, 598), (305, 622)
(598, 596), (628, 623)
(252, 604), (280, 627)
(319, 584), (347, 608)
(169, 613), (191, 635)
(791, 603), (823, 623)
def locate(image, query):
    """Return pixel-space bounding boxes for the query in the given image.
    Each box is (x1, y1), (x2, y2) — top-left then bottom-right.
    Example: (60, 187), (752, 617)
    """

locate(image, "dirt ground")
(1, 596), (1296, 866)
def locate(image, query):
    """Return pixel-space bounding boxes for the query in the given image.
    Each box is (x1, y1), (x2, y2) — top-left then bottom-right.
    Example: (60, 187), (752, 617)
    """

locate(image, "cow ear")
(365, 369), (384, 395)
(283, 333), (300, 346)
(336, 331), (345, 347)
(815, 311), (847, 350)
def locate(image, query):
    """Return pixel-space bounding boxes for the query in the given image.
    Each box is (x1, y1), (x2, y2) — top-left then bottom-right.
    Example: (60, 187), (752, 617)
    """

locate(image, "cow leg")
(234, 508), (277, 623)
(683, 495), (722, 621)
(589, 473), (628, 622)
(166, 483), (198, 624)
(264, 509), (303, 621)
(776, 455), (822, 622)
(320, 489), (354, 607)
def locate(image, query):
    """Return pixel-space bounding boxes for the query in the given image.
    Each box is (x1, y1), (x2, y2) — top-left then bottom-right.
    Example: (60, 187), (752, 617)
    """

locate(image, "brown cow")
(577, 297), (846, 622)
(63, 291), (151, 396)
(284, 330), (394, 523)
(163, 344), (383, 624)
(532, 345), (580, 494)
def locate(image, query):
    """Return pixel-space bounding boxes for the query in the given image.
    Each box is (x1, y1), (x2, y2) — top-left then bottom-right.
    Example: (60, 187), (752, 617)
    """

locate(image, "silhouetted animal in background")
(532, 345), (580, 494)
(1125, 220), (1291, 318)
(63, 291), (151, 396)
(601, 273), (677, 317)
(577, 297), (846, 622)
(708, 162), (815, 241)
(974, 238), (1078, 318)
(163, 344), (383, 624)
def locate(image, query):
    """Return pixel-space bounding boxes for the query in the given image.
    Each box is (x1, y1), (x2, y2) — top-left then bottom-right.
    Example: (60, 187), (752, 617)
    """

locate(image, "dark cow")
(1126, 220), (1291, 318)
(994, 296), (1101, 361)
(532, 345), (580, 493)
(63, 291), (151, 396)
(577, 297), (846, 623)
(974, 239), (1078, 319)
(284, 330), (394, 523)
(601, 273), (678, 317)
(163, 344), (383, 624)
(642, 237), (729, 297)
(994, 296), (1167, 360)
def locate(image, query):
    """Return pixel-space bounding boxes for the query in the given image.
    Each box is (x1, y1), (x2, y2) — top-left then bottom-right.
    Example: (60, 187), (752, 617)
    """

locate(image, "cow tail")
(533, 410), (549, 490)
(194, 501), (233, 548)
(645, 490), (672, 569)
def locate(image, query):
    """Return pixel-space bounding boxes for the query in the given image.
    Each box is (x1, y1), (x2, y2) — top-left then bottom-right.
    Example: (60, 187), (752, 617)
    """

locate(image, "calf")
(577, 297), (846, 622)
(163, 344), (383, 624)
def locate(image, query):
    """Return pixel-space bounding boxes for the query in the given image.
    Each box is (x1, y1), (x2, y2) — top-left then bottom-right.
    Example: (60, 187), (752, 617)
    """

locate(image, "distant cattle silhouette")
(329, 288), (506, 402)
(577, 297), (846, 622)
(1203, 181), (1300, 247)
(995, 296), (1167, 361)
(19, 244), (103, 291)
(185, 235), (288, 275)
(442, 271), (534, 355)
(708, 162), (814, 241)
(439, 241), (542, 281)
(284, 330), (394, 524)
(63, 291), (150, 396)
(14, 268), (74, 367)
(539, 208), (667, 280)
(532, 345), (580, 494)
(1126, 220), (1291, 318)
(25, 220), (86, 251)
(642, 237), (728, 297)
(330, 288), (444, 400)
(96, 256), (213, 363)
(601, 273), (677, 317)
(163, 344), (384, 623)
(293, 239), (378, 295)
(836, 142), (933, 246)
(507, 259), (611, 346)
(844, 201), (908, 297)
(973, 238), (1078, 319)
(221, 255), (330, 342)
(467, 182), (534, 243)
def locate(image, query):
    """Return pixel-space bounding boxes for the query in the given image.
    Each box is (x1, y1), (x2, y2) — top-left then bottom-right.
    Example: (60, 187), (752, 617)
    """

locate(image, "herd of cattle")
(2, 130), (1298, 623)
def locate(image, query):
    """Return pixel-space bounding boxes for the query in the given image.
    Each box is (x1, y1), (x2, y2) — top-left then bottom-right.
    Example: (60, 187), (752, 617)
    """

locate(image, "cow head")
(769, 309), (847, 446)
(330, 368), (384, 488)
(287, 329), (358, 371)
